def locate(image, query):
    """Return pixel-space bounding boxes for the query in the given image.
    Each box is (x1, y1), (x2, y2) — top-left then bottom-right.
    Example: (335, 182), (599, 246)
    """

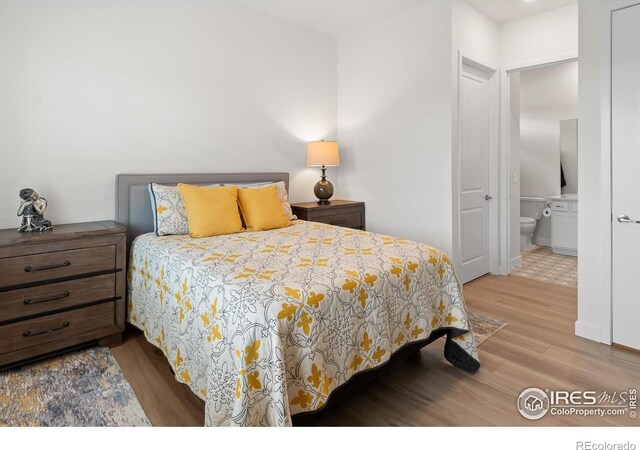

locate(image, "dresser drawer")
(0, 301), (115, 355)
(313, 211), (363, 229)
(0, 274), (116, 323)
(0, 245), (115, 288)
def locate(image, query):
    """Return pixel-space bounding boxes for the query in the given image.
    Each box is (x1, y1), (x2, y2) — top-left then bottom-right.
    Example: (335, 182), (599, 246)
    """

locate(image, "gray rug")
(468, 310), (508, 345)
(0, 346), (150, 427)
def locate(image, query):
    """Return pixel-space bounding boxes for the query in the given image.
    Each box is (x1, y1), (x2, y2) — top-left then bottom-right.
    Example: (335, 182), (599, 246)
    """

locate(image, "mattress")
(128, 220), (479, 426)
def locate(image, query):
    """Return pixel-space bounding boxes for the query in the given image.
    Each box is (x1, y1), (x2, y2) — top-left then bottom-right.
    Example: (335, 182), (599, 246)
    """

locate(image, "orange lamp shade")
(307, 141), (340, 167)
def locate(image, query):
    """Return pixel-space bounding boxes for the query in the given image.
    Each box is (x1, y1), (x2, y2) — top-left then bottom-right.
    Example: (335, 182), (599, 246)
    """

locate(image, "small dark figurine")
(17, 188), (52, 232)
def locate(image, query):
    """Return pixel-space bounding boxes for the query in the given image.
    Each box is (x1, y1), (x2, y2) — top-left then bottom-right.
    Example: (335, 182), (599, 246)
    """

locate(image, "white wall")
(560, 118), (579, 194)
(451, 0), (499, 269)
(0, 0), (337, 229)
(337, 0), (500, 266)
(520, 61), (578, 199)
(499, 2), (579, 68)
(498, 2), (578, 259)
(576, 0), (608, 343)
(508, 72), (522, 265)
(452, 0), (499, 65)
(519, 61), (578, 245)
(337, 1), (454, 254)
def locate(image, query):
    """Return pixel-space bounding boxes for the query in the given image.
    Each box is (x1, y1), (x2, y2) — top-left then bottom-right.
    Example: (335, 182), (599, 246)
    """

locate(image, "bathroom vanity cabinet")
(549, 195), (578, 256)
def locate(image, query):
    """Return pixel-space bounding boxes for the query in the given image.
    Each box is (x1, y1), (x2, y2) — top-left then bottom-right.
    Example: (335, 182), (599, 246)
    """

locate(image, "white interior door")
(459, 62), (493, 283)
(612, 3), (640, 350)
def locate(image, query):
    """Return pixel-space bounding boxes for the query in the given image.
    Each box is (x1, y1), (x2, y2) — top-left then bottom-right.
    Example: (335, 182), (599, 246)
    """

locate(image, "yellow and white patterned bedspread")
(128, 221), (479, 426)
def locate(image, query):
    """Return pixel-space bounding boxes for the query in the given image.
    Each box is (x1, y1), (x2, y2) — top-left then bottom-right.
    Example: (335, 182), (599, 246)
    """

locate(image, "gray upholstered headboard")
(116, 173), (289, 245)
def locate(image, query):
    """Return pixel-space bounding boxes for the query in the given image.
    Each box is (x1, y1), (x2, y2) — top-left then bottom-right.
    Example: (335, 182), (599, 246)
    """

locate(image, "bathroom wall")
(509, 72), (522, 266)
(519, 60), (578, 245)
(560, 119), (578, 194)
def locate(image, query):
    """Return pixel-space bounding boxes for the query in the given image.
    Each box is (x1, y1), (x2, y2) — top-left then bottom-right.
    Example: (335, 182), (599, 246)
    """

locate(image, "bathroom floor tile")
(511, 246), (577, 288)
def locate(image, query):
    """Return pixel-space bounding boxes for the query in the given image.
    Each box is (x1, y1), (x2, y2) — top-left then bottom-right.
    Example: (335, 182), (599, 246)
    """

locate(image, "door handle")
(617, 214), (640, 224)
(485, 195), (493, 201)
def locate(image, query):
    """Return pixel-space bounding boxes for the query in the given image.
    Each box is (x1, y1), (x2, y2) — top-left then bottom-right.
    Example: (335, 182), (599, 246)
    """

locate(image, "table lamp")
(307, 140), (340, 204)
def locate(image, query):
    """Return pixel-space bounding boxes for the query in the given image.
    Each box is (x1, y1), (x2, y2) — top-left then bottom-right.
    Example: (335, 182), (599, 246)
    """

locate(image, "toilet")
(520, 197), (547, 252)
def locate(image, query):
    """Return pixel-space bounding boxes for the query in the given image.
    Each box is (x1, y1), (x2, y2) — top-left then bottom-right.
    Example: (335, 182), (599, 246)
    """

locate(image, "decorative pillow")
(234, 181), (297, 220)
(237, 185), (291, 231)
(149, 183), (224, 235)
(178, 184), (244, 238)
(149, 183), (190, 236)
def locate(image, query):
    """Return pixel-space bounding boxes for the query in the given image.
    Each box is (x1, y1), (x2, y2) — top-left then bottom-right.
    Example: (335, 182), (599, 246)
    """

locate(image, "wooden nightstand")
(0, 221), (126, 369)
(291, 200), (366, 230)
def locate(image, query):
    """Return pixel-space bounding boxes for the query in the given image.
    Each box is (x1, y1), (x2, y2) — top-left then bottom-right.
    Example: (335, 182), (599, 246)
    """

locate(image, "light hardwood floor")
(111, 274), (640, 426)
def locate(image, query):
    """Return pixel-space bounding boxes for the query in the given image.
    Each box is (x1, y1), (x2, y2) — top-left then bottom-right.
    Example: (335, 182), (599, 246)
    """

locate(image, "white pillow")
(149, 183), (222, 235)
(149, 183), (190, 235)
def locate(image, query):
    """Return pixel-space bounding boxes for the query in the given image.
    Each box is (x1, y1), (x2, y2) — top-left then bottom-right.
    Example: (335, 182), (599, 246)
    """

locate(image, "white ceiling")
(232, 0), (578, 37)
(461, 0), (576, 24)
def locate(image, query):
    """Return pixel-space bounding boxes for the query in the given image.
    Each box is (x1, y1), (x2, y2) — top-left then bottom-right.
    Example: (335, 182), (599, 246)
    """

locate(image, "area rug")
(0, 346), (150, 427)
(468, 310), (508, 345)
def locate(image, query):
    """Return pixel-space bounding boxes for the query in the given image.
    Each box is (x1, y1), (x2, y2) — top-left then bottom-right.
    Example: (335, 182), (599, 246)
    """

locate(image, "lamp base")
(313, 178), (334, 205)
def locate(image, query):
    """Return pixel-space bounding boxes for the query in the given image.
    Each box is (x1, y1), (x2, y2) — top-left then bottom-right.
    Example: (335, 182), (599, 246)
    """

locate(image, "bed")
(117, 173), (480, 426)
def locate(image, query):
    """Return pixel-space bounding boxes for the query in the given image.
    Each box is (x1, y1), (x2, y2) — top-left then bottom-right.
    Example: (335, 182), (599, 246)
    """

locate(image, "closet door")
(612, 3), (640, 349)
(458, 62), (494, 283)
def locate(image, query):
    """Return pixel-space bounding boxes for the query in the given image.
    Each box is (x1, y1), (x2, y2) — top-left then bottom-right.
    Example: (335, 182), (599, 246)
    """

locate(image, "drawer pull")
(22, 321), (70, 337)
(23, 291), (71, 305)
(24, 261), (71, 272)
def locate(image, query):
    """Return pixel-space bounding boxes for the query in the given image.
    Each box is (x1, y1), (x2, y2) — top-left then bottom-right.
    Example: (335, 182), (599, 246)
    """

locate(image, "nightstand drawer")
(291, 200), (366, 231)
(0, 245), (115, 288)
(0, 301), (116, 355)
(0, 274), (116, 323)
(313, 211), (363, 229)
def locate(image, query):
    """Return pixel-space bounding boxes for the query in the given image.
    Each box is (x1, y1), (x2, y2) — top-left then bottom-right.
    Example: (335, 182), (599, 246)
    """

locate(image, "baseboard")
(510, 255), (522, 269)
(552, 247), (578, 257)
(533, 237), (551, 247)
(575, 320), (604, 343)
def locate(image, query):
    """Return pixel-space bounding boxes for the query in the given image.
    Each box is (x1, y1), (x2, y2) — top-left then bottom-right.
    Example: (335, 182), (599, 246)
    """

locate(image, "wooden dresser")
(291, 200), (366, 230)
(0, 221), (126, 369)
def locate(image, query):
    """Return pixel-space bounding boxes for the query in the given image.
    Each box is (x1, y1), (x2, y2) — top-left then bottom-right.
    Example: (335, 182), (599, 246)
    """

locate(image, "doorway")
(503, 57), (579, 286)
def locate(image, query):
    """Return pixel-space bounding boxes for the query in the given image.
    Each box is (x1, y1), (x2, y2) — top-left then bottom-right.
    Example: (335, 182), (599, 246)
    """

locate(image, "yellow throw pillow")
(178, 184), (244, 237)
(237, 185), (291, 231)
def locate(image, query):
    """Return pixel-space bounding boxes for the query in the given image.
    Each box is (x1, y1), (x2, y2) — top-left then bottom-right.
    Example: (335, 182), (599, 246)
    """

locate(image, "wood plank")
(110, 332), (205, 426)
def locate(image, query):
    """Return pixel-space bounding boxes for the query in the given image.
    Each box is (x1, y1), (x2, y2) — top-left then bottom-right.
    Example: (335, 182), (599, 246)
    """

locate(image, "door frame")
(499, 53), (578, 276)
(598, 0), (640, 345)
(455, 52), (500, 280)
